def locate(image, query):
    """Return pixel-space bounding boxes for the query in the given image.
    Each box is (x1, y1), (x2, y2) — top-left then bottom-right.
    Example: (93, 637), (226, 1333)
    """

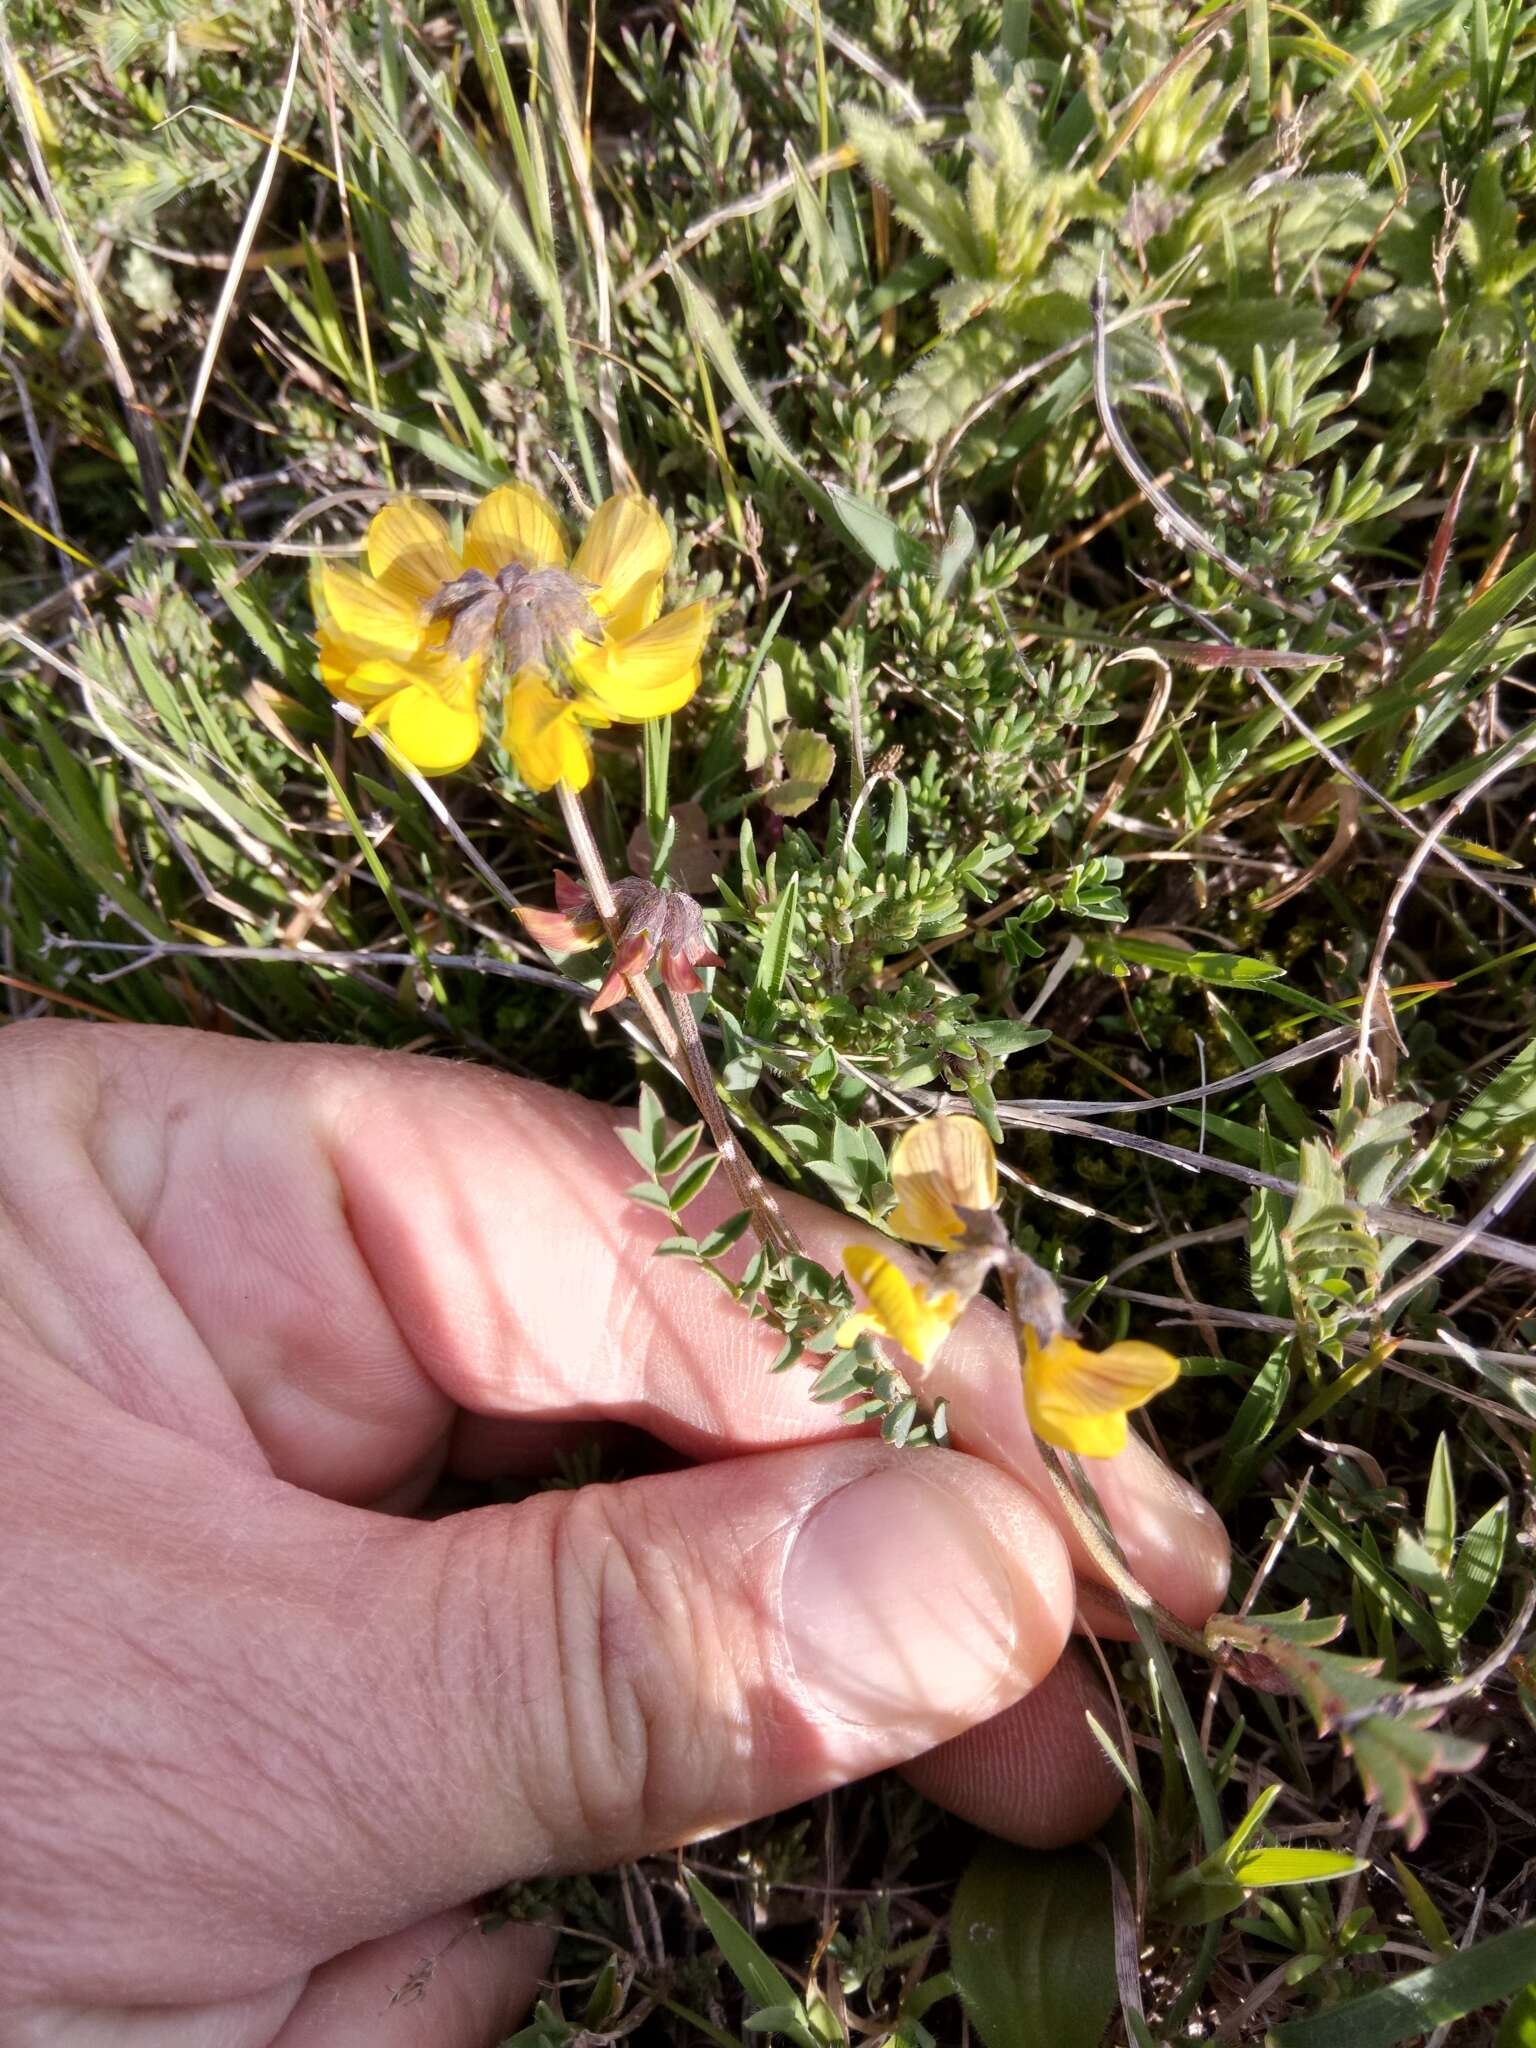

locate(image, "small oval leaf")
(1234, 1847), (1367, 1888)
(951, 1841), (1117, 2048)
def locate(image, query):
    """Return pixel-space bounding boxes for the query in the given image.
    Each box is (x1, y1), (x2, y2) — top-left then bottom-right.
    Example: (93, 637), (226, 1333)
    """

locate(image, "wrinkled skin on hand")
(0, 1023), (1227, 2047)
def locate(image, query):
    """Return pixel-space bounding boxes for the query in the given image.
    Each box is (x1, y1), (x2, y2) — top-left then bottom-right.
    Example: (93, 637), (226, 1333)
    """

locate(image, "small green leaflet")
(747, 872), (800, 1037)
(1100, 935), (1285, 984)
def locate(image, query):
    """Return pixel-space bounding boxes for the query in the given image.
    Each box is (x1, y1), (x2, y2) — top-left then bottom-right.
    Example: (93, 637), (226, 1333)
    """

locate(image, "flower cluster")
(314, 486), (712, 784)
(837, 1115), (1180, 1459)
(520, 873), (722, 1012)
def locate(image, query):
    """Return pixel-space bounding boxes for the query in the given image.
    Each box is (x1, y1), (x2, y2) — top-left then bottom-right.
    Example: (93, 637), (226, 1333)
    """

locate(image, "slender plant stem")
(1036, 1440), (1209, 1657)
(666, 985), (800, 1257)
(999, 1261), (1206, 1646)
(557, 778), (794, 1255)
(557, 779), (680, 1061)
(1001, 1258), (1227, 2023)
(1126, 1561), (1228, 2030)
(1140, 1597), (1226, 2032)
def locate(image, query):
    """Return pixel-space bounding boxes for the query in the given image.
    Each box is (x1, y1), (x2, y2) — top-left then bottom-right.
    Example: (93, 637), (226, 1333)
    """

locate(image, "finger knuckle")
(471, 1487), (718, 1860)
(0, 1018), (101, 1132)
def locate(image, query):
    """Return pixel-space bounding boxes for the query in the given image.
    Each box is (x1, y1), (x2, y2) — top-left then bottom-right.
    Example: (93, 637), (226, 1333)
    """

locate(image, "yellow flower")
(837, 1244), (963, 1370)
(886, 1114), (999, 1248)
(313, 497), (481, 772)
(312, 485), (712, 785)
(501, 490), (712, 791)
(1022, 1329), (1180, 1459)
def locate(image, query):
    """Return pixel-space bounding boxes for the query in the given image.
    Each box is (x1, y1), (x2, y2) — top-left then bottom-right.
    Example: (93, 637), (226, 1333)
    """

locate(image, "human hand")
(0, 1022), (1228, 2046)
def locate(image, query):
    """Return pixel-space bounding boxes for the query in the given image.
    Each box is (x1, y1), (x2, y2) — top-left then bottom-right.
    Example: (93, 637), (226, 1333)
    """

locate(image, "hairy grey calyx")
(423, 562), (602, 671)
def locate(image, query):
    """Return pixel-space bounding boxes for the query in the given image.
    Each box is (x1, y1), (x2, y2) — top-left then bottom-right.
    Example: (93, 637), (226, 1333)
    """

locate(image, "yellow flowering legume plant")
(314, 485), (712, 784)
(313, 483), (1182, 1471)
(839, 1113), (1180, 1460)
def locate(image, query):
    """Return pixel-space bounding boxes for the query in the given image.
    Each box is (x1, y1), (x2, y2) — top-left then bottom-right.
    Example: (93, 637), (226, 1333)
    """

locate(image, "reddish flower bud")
(516, 872), (603, 953)
(521, 875), (723, 1012)
(554, 871), (593, 918)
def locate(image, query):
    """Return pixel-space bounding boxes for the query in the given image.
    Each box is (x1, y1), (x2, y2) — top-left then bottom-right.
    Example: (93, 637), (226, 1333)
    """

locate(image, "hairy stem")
(1037, 1439), (1209, 1657)
(666, 984), (800, 1257)
(557, 778), (794, 1257)
(1000, 1260), (1208, 1653)
(556, 778), (681, 1063)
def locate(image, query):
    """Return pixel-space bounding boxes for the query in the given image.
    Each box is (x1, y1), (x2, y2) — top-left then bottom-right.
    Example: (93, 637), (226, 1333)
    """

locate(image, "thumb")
(13, 1379), (1074, 2008)
(424, 1441), (1074, 1870)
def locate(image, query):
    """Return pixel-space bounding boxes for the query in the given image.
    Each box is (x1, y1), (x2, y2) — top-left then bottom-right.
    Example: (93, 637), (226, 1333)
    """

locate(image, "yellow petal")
(596, 660), (702, 725)
(835, 1309), (883, 1349)
(366, 498), (460, 606)
(316, 559), (425, 654)
(887, 1115), (999, 1248)
(318, 626), (479, 712)
(1025, 1389), (1129, 1459)
(464, 484), (568, 578)
(379, 680), (482, 775)
(573, 493), (671, 616)
(842, 1244), (961, 1370)
(317, 630), (412, 705)
(1023, 1333), (1180, 1459)
(504, 674), (594, 792)
(605, 569), (666, 641)
(569, 602), (712, 720)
